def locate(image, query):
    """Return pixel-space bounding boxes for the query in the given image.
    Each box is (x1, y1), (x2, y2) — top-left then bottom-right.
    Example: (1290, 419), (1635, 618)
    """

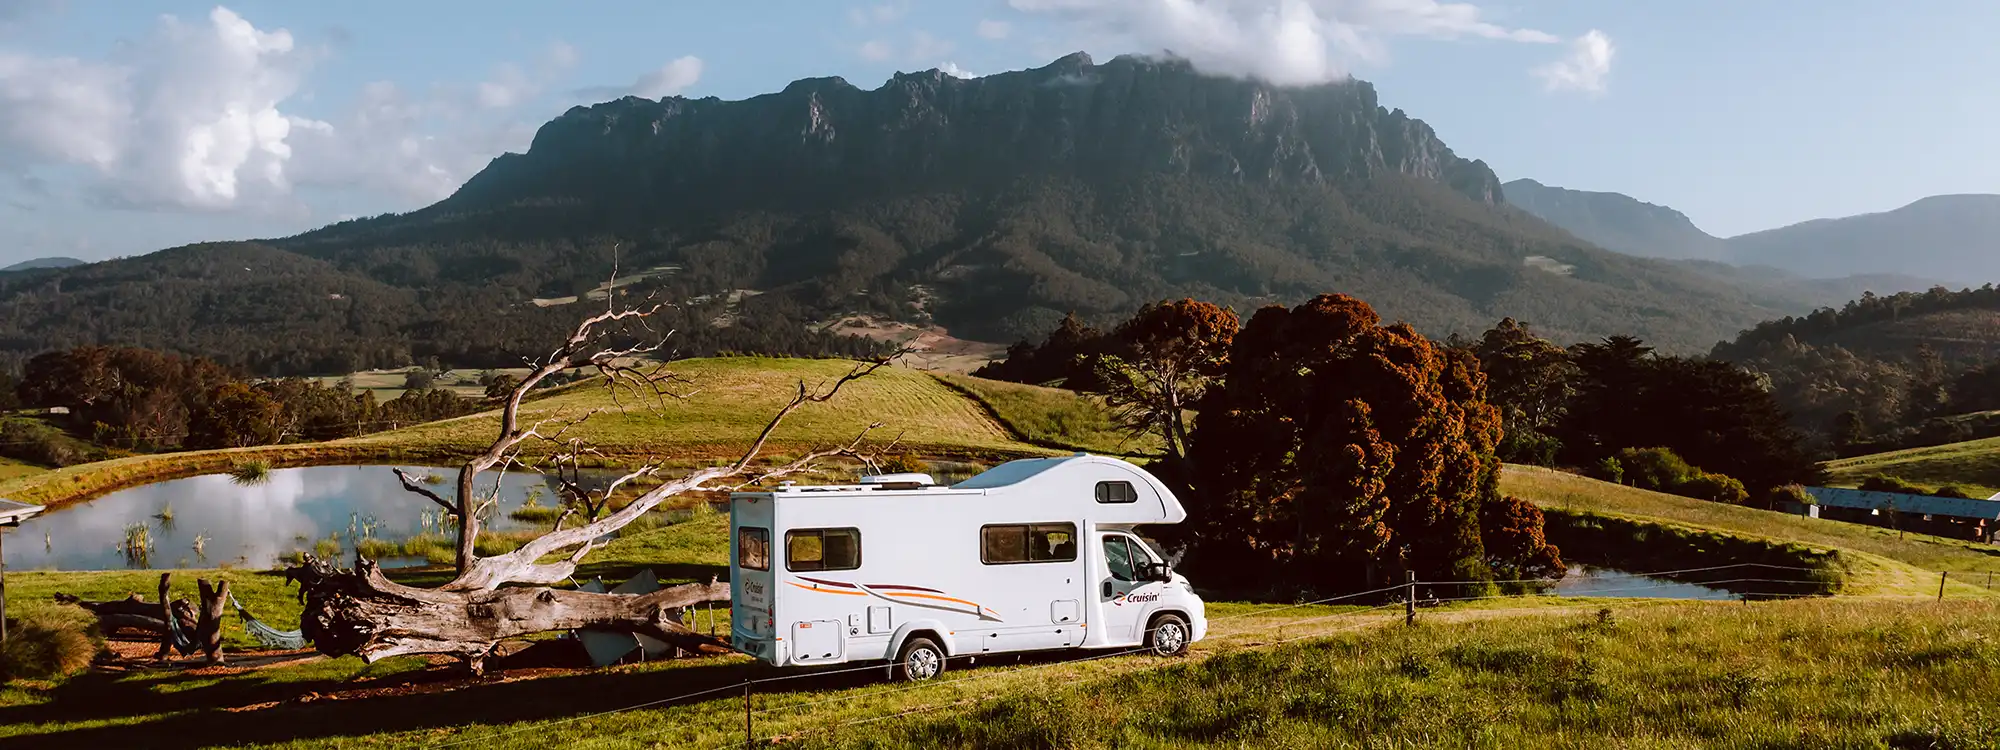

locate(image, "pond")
(1550, 564), (1740, 601)
(0, 465), (605, 572)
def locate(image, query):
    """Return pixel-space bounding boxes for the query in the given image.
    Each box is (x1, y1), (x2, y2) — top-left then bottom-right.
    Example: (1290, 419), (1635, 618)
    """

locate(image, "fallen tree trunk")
(288, 555), (731, 673)
(50, 594), (194, 635)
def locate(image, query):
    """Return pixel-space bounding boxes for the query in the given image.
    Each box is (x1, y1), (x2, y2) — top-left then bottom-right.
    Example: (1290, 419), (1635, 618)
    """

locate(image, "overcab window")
(1095, 481), (1138, 504)
(786, 528), (861, 572)
(981, 523), (1078, 564)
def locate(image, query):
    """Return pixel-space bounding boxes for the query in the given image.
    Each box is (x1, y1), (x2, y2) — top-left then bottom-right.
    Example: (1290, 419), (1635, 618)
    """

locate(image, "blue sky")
(0, 0), (1994, 264)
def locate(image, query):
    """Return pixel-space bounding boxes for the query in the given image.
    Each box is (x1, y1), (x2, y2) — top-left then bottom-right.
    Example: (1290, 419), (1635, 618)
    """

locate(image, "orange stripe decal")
(787, 581), (866, 596)
(884, 591), (982, 608)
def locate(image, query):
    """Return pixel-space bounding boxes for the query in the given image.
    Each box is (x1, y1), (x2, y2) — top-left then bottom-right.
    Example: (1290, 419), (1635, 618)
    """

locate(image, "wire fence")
(408, 560), (1935, 750)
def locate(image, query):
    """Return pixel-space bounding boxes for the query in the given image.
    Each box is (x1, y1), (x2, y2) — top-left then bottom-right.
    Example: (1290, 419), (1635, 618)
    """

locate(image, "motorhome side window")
(980, 523), (1078, 564)
(786, 528), (861, 572)
(1095, 481), (1138, 504)
(738, 527), (770, 571)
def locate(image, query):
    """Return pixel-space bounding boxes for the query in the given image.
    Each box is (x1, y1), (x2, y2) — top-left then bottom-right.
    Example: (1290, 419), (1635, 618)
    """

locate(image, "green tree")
(1470, 318), (1577, 465)
(190, 382), (283, 449)
(403, 369), (435, 391)
(1092, 299), (1238, 463)
(483, 374), (520, 401)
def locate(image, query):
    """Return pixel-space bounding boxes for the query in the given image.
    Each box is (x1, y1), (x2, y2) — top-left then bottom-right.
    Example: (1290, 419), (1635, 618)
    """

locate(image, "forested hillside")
(1713, 285), (2000, 453)
(0, 53), (1831, 373)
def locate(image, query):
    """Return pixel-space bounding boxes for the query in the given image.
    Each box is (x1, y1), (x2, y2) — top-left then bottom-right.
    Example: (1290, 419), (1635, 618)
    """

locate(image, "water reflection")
(2, 465), (582, 572)
(1551, 564), (1739, 601)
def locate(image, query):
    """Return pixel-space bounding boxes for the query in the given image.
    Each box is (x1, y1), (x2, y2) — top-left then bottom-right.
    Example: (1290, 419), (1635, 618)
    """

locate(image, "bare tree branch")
(392, 469), (458, 514)
(440, 354), (901, 592)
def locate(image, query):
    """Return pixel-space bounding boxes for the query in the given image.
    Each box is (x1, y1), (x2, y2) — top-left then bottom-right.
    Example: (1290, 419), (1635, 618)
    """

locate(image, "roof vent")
(859, 472), (935, 490)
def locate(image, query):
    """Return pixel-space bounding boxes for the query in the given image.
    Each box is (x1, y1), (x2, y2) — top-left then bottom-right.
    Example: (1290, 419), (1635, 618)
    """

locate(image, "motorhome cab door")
(1097, 532), (1164, 644)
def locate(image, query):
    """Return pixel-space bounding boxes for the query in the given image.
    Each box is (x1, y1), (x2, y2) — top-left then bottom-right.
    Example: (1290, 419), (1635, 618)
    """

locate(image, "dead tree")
(287, 281), (900, 673)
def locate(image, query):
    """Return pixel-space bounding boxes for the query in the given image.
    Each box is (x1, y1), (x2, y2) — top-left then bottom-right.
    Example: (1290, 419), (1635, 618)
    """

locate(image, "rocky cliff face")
(445, 52), (1502, 212)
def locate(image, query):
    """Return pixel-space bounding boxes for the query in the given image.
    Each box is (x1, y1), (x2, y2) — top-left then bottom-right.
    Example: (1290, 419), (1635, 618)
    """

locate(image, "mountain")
(1502, 179), (1726, 261)
(1, 257), (85, 273)
(0, 53), (1829, 374)
(1504, 179), (1939, 305)
(1725, 194), (2000, 285)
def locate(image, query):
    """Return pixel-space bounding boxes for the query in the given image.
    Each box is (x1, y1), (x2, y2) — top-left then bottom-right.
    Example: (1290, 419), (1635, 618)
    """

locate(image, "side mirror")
(1143, 562), (1174, 582)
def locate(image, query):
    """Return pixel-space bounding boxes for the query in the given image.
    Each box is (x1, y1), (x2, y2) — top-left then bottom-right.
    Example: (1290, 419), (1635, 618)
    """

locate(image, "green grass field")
(1502, 465), (2000, 595)
(1823, 435), (2000, 499)
(0, 358), (1130, 509)
(933, 373), (1161, 457)
(314, 367), (542, 401)
(823, 599), (2000, 750)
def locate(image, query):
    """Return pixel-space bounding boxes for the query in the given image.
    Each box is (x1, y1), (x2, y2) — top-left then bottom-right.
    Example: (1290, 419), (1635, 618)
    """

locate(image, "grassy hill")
(1502, 466), (2000, 594)
(1822, 436), (2000, 498)
(0, 358), (1144, 508)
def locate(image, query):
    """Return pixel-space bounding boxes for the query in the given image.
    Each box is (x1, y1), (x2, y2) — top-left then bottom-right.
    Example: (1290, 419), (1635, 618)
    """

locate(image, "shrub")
(876, 452), (933, 476)
(402, 369), (434, 391)
(0, 608), (101, 681)
(1765, 483), (1814, 508)
(0, 418), (102, 468)
(1678, 471), (1749, 505)
(1858, 476), (1931, 495)
(1935, 485), (1976, 499)
(1591, 456), (1624, 484)
(1500, 430), (1562, 467)
(1614, 447), (1696, 492)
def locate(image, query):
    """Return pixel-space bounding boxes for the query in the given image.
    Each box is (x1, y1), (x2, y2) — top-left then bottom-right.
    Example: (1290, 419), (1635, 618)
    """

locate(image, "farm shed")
(1791, 487), (2000, 543)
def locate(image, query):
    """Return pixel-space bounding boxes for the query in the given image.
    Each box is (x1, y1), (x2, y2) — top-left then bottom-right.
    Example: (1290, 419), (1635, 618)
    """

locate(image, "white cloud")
(0, 8), (643, 213)
(475, 42), (579, 109)
(942, 62), (976, 79)
(1532, 29), (1613, 95)
(284, 81), (531, 204)
(572, 54), (705, 101)
(1008, 0), (1567, 86)
(628, 56), (706, 98)
(0, 7), (314, 211)
(858, 39), (894, 61)
(977, 19), (1012, 39)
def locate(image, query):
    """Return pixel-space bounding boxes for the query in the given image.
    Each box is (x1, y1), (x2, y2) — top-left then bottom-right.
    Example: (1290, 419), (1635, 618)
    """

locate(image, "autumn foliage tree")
(1182, 294), (1563, 594)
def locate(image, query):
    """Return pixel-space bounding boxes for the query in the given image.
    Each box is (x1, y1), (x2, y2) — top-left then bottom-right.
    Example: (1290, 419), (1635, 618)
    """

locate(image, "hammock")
(230, 595), (310, 651)
(162, 604), (201, 656)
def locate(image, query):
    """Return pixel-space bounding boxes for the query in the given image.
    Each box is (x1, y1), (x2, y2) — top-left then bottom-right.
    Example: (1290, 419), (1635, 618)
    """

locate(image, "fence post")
(1938, 571), (1948, 602)
(1404, 571), (1416, 627)
(743, 679), (753, 746)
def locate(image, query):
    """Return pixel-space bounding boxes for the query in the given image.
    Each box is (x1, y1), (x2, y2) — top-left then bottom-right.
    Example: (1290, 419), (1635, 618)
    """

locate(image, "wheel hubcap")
(1156, 623), (1186, 654)
(908, 648), (941, 678)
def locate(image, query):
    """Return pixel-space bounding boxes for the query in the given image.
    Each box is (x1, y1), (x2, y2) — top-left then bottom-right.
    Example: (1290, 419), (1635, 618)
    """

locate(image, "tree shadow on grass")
(0, 651), (873, 749)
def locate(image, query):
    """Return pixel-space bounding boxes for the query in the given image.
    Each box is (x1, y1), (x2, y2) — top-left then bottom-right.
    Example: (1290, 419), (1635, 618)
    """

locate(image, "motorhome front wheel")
(1148, 614), (1191, 657)
(897, 637), (946, 682)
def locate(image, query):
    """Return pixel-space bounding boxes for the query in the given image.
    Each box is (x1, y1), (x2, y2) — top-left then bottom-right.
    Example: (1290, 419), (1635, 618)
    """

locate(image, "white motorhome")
(728, 453), (1206, 681)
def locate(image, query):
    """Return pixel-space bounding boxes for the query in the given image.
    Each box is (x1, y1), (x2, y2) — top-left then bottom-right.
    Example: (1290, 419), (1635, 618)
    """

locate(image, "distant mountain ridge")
(0, 53), (1848, 373)
(1505, 179), (1992, 289)
(1, 257), (84, 273)
(1502, 179), (1726, 261)
(1726, 194), (2000, 284)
